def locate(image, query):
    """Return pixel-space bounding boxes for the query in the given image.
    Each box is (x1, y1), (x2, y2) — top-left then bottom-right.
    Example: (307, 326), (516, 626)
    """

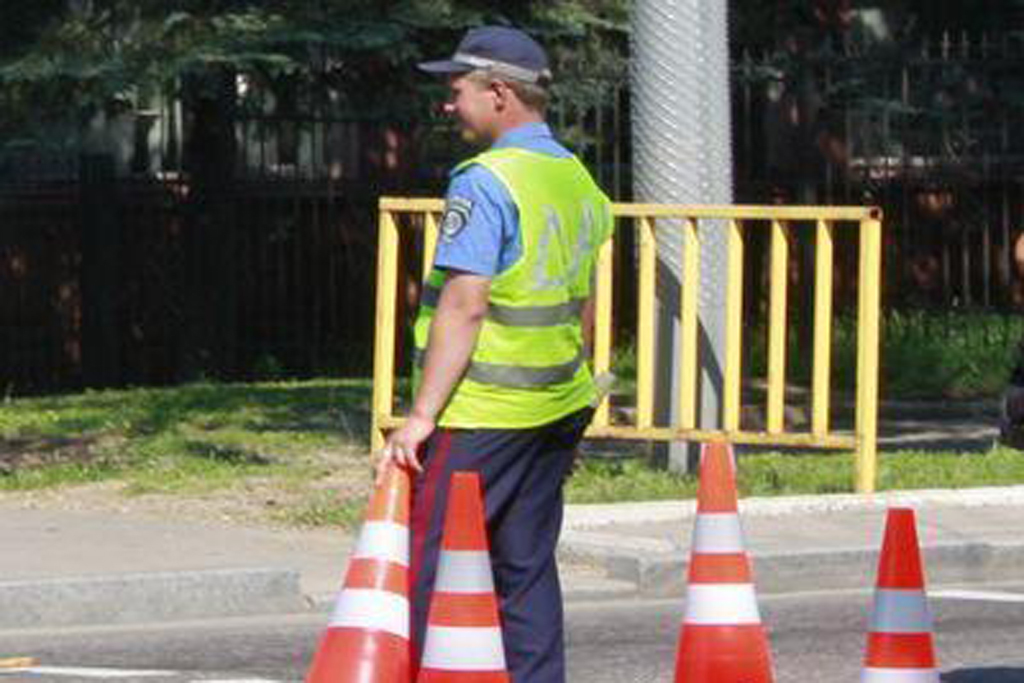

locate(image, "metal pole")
(631, 0), (735, 471)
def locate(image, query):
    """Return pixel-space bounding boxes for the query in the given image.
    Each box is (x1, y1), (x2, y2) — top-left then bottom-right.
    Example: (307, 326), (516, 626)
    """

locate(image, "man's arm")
(376, 270), (490, 482)
(412, 271), (491, 421)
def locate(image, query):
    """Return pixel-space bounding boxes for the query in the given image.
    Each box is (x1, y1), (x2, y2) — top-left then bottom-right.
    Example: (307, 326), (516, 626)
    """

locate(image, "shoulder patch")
(440, 196), (474, 242)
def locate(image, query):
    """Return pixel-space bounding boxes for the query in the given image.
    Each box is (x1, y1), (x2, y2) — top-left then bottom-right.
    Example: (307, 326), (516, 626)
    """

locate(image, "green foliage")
(731, 1), (1024, 167)
(745, 309), (1023, 399)
(0, 0), (631, 138)
(823, 311), (1024, 401)
(733, 1), (1024, 53)
(876, 311), (1023, 398)
(609, 310), (1022, 401)
(0, 0), (67, 59)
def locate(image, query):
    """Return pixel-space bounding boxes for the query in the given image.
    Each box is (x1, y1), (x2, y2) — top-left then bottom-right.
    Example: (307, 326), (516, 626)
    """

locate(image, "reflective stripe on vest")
(415, 348), (583, 389)
(420, 284), (586, 327)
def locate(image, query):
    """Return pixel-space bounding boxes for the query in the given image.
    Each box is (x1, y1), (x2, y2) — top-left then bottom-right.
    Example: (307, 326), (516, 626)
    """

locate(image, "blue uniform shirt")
(434, 122), (573, 277)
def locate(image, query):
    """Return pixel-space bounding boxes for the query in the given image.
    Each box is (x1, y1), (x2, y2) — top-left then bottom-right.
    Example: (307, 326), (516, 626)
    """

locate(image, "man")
(377, 26), (613, 682)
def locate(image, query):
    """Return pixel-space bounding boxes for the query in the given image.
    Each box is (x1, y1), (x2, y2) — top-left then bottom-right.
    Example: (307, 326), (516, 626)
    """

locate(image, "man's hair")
(466, 68), (551, 113)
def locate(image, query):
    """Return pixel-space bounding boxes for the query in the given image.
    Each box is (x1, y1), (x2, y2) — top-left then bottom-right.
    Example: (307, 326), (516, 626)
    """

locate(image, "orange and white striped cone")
(417, 471), (509, 683)
(674, 441), (774, 683)
(861, 508), (939, 682)
(306, 464), (412, 683)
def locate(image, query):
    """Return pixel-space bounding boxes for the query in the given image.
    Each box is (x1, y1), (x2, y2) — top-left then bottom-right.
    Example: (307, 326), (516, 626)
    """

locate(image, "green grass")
(0, 379), (371, 440)
(0, 460), (120, 491)
(565, 447), (1024, 504)
(4, 373), (1024, 526)
(755, 309), (1023, 399)
(274, 491), (368, 527)
(0, 379), (373, 495)
(877, 310), (1023, 398)
(610, 309), (1023, 400)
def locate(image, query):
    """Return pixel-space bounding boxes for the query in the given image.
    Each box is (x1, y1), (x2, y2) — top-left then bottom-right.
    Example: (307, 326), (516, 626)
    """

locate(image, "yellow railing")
(372, 197), (884, 493)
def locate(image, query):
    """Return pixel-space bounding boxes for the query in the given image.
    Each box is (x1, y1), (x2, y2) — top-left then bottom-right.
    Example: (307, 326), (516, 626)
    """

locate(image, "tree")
(0, 0), (629, 147)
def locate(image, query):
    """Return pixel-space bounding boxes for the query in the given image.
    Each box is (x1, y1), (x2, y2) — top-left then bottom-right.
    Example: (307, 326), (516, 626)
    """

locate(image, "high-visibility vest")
(414, 146), (613, 429)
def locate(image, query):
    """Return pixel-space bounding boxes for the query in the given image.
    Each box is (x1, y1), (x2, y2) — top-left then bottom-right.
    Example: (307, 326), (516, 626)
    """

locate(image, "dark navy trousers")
(410, 407), (592, 683)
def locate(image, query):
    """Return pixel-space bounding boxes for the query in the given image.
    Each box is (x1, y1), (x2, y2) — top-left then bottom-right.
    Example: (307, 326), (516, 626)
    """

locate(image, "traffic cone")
(861, 508), (939, 682)
(417, 471), (509, 683)
(674, 441), (774, 682)
(306, 464), (412, 683)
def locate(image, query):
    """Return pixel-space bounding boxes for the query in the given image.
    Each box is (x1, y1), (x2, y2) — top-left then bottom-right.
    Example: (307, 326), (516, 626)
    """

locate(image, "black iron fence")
(1, 32), (1021, 394)
(1, 169), (390, 393)
(734, 31), (1024, 312)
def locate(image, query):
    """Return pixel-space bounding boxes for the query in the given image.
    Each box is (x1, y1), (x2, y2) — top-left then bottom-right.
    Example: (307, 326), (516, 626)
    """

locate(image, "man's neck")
(489, 112), (545, 144)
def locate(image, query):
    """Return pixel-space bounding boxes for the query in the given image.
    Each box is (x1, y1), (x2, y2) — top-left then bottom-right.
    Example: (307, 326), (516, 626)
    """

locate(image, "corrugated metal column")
(631, 0), (735, 471)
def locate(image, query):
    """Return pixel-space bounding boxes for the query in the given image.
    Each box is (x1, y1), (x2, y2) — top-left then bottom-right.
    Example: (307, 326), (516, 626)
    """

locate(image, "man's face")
(444, 73), (501, 144)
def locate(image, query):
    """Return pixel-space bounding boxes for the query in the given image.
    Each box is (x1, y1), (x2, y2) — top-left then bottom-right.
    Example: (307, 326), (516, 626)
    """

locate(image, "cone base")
(306, 627), (410, 683)
(861, 667), (939, 682)
(674, 624), (774, 683)
(417, 670), (510, 683)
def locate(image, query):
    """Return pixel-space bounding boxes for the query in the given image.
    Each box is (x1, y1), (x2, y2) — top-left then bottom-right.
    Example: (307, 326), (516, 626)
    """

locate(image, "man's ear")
(491, 80), (510, 111)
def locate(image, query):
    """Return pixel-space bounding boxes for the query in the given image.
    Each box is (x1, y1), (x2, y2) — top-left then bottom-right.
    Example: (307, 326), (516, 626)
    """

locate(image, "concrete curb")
(0, 568), (306, 631)
(563, 485), (1024, 530)
(7, 486), (1023, 630)
(558, 533), (1024, 598)
(559, 486), (1024, 597)
(306, 574), (639, 614)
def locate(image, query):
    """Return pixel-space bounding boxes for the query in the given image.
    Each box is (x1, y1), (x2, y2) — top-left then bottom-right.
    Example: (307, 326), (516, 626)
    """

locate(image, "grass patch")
(0, 461), (120, 491)
(752, 310), (1023, 399)
(567, 458), (697, 503)
(611, 310), (1023, 400)
(0, 379), (371, 443)
(120, 457), (303, 496)
(565, 446), (1024, 503)
(274, 491), (367, 528)
(876, 311), (1022, 398)
(4, 375), (1024, 526)
(0, 379), (374, 505)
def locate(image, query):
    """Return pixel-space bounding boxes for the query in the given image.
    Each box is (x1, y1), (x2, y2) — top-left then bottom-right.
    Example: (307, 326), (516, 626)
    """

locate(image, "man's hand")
(374, 270), (488, 486)
(376, 413), (435, 485)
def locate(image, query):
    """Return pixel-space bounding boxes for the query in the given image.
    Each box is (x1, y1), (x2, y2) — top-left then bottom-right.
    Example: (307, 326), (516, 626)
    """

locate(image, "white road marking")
(931, 589), (1024, 603)
(6, 665), (175, 677)
(0, 669), (293, 682)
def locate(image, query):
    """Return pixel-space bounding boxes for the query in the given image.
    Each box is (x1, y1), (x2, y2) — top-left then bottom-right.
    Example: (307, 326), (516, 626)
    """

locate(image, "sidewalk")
(0, 502), (349, 629)
(1, 400), (1019, 630)
(560, 486), (1024, 598)
(3, 485), (1024, 630)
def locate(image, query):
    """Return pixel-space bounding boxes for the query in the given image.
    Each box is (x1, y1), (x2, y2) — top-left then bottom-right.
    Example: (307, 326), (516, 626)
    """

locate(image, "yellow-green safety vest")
(414, 146), (613, 428)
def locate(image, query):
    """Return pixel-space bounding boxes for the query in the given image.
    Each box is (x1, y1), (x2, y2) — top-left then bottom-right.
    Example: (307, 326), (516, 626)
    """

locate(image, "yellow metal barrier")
(372, 197), (883, 493)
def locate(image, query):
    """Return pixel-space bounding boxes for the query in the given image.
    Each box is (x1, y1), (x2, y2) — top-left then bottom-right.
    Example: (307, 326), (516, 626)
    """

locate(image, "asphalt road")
(2, 583), (1024, 682)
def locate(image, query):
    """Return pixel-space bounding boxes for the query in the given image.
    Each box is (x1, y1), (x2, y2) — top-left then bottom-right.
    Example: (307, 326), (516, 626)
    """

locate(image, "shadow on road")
(943, 668), (1024, 682)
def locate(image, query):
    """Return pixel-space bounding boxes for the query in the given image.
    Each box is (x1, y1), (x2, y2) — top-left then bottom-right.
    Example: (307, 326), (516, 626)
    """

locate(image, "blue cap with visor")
(418, 26), (552, 84)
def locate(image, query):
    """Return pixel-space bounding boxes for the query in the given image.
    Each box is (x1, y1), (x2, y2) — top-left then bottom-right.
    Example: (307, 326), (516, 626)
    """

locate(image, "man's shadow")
(943, 668), (1024, 682)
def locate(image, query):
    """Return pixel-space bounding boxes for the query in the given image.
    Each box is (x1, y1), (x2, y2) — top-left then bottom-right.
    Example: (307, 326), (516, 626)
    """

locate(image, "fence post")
(79, 153), (121, 388)
(371, 204), (400, 454)
(179, 68), (238, 380)
(856, 213), (883, 493)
